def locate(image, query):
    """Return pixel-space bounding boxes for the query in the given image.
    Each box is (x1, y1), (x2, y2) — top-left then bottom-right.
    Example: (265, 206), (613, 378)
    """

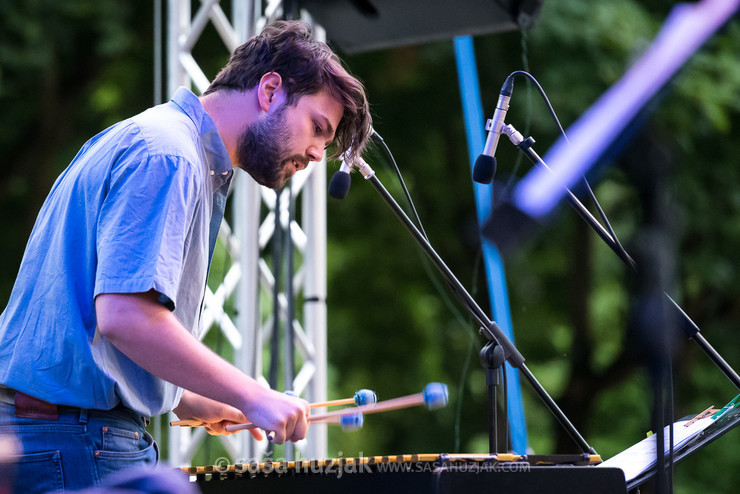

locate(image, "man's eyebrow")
(318, 115), (335, 140)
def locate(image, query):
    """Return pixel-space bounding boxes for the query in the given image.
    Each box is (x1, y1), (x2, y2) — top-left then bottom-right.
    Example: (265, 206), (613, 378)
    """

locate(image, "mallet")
(223, 411), (364, 433)
(170, 389), (376, 428)
(223, 382), (447, 433)
(308, 382), (448, 424)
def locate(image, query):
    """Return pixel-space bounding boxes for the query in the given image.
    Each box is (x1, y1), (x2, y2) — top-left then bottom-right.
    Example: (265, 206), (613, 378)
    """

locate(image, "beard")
(235, 104), (295, 189)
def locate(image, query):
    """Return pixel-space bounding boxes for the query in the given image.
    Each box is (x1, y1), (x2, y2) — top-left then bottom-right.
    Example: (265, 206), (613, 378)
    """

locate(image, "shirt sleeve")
(94, 151), (201, 309)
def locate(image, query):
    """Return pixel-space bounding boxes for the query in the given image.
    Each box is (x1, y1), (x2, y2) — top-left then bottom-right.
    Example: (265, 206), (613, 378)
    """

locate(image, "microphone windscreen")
(473, 155), (497, 184)
(328, 171), (351, 199)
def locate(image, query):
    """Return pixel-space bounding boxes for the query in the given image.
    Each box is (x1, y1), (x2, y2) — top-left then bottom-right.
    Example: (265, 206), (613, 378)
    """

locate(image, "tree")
(328, 2), (740, 492)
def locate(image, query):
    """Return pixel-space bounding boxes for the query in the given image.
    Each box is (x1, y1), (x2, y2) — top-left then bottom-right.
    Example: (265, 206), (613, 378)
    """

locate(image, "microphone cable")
(372, 131), (429, 241)
(501, 70), (632, 266)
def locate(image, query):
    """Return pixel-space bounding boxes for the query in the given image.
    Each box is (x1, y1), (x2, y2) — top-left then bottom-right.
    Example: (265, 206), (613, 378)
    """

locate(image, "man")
(0, 20), (372, 492)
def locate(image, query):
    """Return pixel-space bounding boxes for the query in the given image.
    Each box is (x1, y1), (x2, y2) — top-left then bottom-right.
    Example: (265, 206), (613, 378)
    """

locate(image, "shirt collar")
(171, 87), (233, 178)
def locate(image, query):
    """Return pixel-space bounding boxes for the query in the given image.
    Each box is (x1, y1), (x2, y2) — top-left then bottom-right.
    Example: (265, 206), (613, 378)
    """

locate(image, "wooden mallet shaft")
(309, 382), (447, 424)
(309, 392), (425, 423)
(221, 390), (429, 432)
(226, 384), (445, 432)
(171, 389), (377, 427)
(309, 397), (356, 408)
(223, 412), (363, 432)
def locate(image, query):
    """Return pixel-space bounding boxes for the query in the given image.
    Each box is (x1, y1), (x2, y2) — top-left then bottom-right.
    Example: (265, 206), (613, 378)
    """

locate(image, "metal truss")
(160, 0), (328, 466)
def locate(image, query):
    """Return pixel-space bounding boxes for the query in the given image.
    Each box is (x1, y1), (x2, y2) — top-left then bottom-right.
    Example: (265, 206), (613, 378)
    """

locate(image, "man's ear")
(257, 72), (283, 112)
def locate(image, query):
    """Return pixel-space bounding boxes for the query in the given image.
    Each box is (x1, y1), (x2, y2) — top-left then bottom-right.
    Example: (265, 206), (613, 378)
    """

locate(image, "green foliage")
(331, 0), (740, 488)
(0, 0), (154, 300)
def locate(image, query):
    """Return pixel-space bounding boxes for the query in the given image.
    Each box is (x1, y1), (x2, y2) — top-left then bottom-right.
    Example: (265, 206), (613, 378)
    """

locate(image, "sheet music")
(598, 400), (737, 482)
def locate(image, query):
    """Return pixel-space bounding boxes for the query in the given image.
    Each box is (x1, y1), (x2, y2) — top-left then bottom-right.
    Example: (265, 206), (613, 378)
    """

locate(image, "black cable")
(374, 134), (490, 330)
(504, 70), (633, 264)
(372, 132), (477, 326)
(373, 133), (429, 241)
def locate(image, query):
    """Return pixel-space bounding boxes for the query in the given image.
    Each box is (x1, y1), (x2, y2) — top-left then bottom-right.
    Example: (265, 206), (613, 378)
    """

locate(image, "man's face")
(236, 89), (344, 189)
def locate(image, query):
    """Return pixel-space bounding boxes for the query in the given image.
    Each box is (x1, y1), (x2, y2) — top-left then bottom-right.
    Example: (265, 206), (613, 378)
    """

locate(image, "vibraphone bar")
(184, 453), (627, 494)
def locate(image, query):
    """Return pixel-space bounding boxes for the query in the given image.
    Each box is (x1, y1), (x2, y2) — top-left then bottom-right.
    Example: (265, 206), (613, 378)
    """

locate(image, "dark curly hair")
(205, 20), (372, 163)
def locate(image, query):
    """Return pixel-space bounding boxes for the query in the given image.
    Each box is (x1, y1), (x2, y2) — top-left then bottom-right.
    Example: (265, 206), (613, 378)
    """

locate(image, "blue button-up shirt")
(0, 87), (233, 417)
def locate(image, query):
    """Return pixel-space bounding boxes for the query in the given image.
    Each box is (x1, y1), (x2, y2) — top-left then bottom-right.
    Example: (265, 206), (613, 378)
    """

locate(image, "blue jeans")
(0, 402), (158, 493)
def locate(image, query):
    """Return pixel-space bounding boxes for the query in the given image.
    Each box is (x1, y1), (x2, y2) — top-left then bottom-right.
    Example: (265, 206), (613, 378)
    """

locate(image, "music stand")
(616, 403), (740, 491)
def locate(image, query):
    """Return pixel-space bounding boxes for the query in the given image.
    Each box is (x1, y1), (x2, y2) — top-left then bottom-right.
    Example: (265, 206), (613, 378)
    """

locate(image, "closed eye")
(313, 114), (336, 148)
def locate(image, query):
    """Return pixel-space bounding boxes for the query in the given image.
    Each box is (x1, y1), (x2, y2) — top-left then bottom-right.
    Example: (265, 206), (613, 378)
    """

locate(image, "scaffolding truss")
(160, 0), (328, 466)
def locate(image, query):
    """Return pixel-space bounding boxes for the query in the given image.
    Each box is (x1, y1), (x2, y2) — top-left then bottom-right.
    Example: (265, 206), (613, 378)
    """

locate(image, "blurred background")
(1, 1), (740, 492)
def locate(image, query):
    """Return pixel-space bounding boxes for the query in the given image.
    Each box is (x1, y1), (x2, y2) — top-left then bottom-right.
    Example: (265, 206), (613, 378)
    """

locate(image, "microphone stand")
(348, 158), (597, 455)
(499, 123), (740, 391)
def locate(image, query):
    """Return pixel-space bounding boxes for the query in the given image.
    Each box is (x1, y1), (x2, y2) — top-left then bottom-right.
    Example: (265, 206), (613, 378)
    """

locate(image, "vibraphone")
(183, 453), (628, 493)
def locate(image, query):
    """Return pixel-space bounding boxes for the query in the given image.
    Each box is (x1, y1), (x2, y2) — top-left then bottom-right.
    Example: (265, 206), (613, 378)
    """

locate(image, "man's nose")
(306, 144), (323, 162)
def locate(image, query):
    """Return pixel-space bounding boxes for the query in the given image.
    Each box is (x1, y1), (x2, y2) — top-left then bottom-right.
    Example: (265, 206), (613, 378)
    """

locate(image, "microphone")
(473, 75), (515, 184)
(328, 130), (381, 199)
(328, 160), (352, 199)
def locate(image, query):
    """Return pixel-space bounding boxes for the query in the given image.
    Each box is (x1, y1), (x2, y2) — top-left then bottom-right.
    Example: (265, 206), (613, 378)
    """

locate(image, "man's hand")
(237, 387), (310, 444)
(173, 391), (262, 439)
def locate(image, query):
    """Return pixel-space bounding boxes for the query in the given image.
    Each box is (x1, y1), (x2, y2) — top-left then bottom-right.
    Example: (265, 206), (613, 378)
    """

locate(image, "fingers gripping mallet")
(169, 389), (377, 428)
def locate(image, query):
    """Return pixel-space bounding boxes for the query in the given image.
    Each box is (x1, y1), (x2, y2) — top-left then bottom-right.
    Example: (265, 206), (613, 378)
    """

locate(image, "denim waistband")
(0, 387), (150, 427)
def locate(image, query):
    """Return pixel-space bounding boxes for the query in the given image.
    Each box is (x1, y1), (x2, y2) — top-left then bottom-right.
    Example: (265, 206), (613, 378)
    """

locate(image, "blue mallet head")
(422, 382), (448, 410)
(339, 412), (364, 431)
(354, 389), (377, 406)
